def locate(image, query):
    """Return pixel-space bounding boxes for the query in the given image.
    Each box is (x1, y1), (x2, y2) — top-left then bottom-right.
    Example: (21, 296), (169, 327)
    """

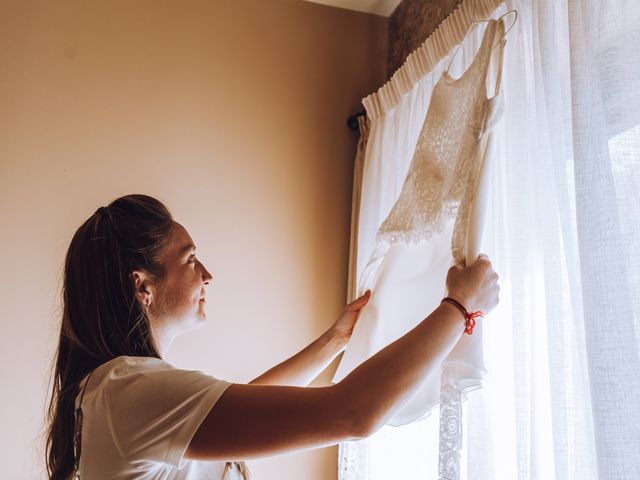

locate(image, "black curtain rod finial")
(347, 110), (366, 130)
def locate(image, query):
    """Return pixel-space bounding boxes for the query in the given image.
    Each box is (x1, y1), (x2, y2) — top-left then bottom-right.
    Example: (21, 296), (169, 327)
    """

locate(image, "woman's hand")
(445, 253), (500, 314)
(328, 290), (372, 351)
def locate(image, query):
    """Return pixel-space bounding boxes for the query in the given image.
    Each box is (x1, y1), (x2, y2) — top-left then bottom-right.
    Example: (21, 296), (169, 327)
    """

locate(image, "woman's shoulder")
(106, 354), (168, 373)
(78, 357), (183, 408)
(90, 355), (229, 392)
(78, 357), (233, 469)
(81, 355), (167, 389)
(85, 355), (231, 418)
(79, 355), (230, 412)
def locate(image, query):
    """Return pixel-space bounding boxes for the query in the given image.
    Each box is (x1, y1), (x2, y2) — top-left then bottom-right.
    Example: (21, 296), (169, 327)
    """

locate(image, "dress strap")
(443, 9), (517, 95)
(443, 19), (494, 78)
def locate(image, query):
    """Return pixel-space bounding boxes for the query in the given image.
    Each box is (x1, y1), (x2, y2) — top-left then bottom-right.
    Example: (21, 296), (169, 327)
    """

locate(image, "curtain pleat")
(363, 0), (505, 121)
(346, 115), (371, 304)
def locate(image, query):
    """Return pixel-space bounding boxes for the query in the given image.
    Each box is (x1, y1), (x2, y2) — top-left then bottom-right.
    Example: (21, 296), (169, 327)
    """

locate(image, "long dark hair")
(45, 194), (248, 479)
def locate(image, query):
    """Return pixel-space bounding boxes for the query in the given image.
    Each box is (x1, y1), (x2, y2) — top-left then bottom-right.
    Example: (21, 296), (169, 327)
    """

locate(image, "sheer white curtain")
(339, 0), (640, 479)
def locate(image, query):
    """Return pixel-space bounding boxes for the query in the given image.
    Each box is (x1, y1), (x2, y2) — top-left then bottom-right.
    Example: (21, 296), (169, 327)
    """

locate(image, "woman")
(45, 194), (499, 480)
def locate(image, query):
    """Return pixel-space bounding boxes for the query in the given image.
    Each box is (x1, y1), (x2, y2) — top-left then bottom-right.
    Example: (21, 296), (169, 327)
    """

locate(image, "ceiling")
(301, 0), (403, 17)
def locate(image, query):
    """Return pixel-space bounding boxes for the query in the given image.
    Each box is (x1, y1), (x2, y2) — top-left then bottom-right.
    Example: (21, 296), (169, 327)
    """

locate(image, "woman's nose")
(201, 264), (213, 284)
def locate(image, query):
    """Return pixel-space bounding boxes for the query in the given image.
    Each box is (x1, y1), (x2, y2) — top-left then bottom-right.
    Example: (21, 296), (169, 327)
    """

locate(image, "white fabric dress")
(333, 17), (506, 433)
(74, 355), (240, 480)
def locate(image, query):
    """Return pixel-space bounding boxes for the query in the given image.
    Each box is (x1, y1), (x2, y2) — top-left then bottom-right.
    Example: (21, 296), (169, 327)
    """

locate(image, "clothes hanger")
(444, 9), (518, 76)
(488, 10), (518, 99)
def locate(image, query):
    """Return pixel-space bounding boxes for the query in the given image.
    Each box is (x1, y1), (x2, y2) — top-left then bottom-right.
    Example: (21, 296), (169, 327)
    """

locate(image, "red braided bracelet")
(441, 297), (484, 335)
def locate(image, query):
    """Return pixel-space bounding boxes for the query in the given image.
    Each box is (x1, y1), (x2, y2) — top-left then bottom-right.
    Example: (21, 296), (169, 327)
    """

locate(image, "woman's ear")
(130, 270), (153, 308)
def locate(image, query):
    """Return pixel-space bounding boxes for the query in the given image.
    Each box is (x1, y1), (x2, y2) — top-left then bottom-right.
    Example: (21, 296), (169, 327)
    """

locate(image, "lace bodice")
(377, 19), (505, 265)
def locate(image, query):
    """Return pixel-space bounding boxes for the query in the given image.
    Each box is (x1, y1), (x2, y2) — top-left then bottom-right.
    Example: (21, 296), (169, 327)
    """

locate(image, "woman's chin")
(182, 309), (207, 331)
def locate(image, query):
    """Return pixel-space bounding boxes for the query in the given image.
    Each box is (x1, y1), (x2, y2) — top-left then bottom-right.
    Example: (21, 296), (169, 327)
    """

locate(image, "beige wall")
(0, 0), (387, 477)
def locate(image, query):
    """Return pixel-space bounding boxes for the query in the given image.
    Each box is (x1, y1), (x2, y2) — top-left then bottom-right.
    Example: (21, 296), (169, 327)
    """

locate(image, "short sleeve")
(100, 356), (233, 469)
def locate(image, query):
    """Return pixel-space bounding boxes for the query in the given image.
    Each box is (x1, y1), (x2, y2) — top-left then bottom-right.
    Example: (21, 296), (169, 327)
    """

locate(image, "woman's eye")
(188, 254), (196, 263)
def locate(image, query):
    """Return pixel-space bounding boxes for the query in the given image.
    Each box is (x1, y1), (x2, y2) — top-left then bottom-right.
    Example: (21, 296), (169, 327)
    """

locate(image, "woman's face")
(149, 221), (212, 336)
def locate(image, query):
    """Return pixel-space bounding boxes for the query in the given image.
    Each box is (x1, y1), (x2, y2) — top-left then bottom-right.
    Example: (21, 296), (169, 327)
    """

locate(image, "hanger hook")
(492, 9), (518, 47)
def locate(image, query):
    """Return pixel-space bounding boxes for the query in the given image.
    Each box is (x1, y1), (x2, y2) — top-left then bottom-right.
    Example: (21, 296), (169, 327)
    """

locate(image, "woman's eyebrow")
(179, 244), (196, 256)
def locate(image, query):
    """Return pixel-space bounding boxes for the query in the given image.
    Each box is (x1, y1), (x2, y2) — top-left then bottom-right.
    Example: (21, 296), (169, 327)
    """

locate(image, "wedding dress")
(333, 14), (508, 442)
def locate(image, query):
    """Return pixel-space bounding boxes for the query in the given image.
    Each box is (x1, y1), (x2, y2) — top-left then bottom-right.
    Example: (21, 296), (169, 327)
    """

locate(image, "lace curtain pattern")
(338, 0), (640, 478)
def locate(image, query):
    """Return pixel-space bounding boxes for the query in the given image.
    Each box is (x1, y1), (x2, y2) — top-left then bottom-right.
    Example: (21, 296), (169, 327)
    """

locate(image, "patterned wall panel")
(388, 0), (463, 76)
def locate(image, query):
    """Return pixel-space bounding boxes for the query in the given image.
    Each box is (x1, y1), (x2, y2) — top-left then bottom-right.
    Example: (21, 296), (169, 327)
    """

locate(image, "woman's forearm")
(249, 328), (346, 387)
(337, 301), (466, 435)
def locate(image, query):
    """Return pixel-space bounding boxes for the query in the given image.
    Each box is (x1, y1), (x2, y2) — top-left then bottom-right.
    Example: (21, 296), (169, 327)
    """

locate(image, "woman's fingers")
(346, 290), (371, 310)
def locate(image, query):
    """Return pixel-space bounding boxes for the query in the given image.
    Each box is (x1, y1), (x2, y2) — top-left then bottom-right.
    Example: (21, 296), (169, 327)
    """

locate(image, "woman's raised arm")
(185, 254), (499, 461)
(248, 292), (371, 387)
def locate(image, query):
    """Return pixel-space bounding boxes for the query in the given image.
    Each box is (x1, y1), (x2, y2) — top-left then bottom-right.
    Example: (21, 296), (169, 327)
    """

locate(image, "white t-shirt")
(74, 355), (241, 480)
